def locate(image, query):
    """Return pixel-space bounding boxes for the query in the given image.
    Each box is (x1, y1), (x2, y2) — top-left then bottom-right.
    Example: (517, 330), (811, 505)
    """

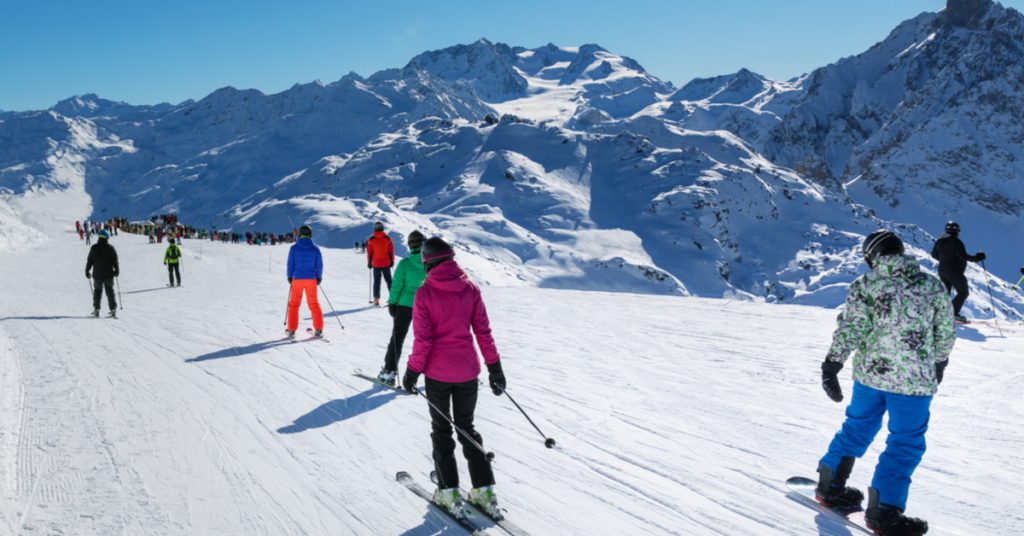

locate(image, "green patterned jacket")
(826, 254), (956, 396)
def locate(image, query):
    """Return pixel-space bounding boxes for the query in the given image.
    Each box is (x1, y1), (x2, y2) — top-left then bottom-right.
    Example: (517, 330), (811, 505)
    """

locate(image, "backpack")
(167, 245), (180, 260)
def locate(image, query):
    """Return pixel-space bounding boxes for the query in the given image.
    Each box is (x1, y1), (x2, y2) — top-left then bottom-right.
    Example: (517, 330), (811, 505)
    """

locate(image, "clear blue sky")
(2, 0), (1022, 111)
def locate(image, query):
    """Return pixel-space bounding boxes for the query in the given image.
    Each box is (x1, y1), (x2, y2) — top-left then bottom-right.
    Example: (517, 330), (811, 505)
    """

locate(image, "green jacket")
(825, 254), (956, 396)
(388, 251), (426, 308)
(164, 244), (182, 265)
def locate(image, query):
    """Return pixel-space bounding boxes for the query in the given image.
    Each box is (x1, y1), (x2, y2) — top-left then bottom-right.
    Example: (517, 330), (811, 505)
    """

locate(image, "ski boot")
(815, 458), (863, 508)
(108, 309), (117, 319)
(376, 368), (397, 387)
(865, 487), (928, 535)
(285, 329), (296, 339)
(91, 309), (100, 318)
(313, 329), (323, 338)
(954, 314), (969, 324)
(433, 487), (467, 519)
(469, 486), (503, 520)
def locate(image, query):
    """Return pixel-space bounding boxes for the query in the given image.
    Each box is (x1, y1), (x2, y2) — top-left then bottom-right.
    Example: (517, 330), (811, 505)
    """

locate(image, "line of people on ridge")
(283, 221), (506, 517)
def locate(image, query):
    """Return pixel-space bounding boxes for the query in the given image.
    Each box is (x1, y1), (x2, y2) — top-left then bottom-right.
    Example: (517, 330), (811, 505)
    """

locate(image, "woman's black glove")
(487, 362), (506, 396)
(403, 369), (420, 394)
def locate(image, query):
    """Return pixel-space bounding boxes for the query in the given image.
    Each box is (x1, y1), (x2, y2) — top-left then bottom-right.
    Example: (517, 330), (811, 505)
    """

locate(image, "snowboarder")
(366, 221), (395, 306)
(164, 238), (182, 287)
(85, 229), (119, 317)
(930, 221), (985, 322)
(815, 230), (955, 535)
(377, 230), (426, 387)
(285, 225), (324, 338)
(402, 237), (506, 518)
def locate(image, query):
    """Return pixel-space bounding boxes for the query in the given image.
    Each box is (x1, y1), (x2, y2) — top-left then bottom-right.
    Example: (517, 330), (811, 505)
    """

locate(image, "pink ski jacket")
(407, 260), (500, 383)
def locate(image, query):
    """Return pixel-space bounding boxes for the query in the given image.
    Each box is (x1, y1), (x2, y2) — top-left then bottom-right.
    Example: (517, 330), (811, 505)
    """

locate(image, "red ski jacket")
(367, 231), (394, 268)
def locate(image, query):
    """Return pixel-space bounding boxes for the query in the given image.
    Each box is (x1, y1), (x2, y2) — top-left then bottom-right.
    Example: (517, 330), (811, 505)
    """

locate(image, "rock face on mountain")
(1, 4), (1022, 313)
(762, 0), (1024, 279)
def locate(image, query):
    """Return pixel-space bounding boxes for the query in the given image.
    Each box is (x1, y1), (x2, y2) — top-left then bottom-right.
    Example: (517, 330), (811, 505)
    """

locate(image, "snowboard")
(785, 477), (874, 535)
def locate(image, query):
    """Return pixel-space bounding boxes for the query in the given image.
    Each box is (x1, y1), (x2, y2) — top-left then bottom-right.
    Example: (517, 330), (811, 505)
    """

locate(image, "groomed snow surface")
(0, 229), (1020, 535)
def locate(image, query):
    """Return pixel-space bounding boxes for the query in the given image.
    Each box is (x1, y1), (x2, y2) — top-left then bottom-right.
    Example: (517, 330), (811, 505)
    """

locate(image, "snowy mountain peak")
(404, 38), (528, 100)
(945, 0), (996, 27)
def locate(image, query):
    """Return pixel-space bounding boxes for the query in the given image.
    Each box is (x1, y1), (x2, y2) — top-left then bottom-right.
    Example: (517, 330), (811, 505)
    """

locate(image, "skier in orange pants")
(286, 225), (324, 337)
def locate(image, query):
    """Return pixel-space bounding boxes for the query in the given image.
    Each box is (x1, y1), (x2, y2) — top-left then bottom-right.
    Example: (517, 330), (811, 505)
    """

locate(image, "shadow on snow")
(277, 386), (400, 434)
(185, 338), (294, 363)
(0, 315), (96, 321)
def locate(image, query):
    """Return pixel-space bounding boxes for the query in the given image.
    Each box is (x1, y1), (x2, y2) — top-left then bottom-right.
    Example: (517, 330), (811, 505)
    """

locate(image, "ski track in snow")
(0, 230), (1020, 535)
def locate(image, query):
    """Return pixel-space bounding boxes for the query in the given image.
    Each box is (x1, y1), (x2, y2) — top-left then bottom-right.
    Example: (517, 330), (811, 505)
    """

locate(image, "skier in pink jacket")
(403, 236), (506, 518)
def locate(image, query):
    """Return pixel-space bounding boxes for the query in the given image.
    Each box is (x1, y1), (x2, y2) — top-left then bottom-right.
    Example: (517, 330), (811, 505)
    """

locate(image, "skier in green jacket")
(164, 238), (182, 287)
(377, 230), (427, 386)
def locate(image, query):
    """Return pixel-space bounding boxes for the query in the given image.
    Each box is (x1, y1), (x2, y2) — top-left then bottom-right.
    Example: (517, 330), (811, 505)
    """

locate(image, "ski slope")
(0, 225), (1021, 535)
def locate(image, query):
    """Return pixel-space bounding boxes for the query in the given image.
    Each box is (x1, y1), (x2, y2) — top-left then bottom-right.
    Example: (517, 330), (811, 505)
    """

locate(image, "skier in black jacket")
(86, 229), (119, 317)
(930, 221), (985, 322)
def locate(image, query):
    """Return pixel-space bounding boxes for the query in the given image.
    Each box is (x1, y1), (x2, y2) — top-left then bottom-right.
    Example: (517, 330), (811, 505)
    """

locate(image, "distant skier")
(814, 230), (954, 535)
(402, 237), (506, 518)
(285, 225), (324, 338)
(84, 226), (92, 245)
(930, 221), (985, 322)
(164, 238), (182, 287)
(366, 221), (395, 306)
(85, 229), (119, 317)
(75, 220), (83, 240)
(376, 230), (426, 387)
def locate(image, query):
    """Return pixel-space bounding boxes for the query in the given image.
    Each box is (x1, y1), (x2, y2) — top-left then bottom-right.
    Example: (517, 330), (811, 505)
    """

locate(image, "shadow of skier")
(185, 338), (294, 363)
(277, 386), (400, 434)
(955, 324), (987, 342)
(122, 286), (173, 295)
(397, 509), (471, 535)
(0, 316), (95, 321)
(319, 305), (377, 319)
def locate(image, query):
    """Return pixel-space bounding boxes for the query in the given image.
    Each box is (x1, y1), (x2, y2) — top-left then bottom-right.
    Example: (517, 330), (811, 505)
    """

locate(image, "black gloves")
(287, 277), (292, 284)
(403, 369), (420, 393)
(487, 361), (506, 396)
(85, 271), (91, 279)
(113, 270), (119, 278)
(936, 360), (948, 384)
(821, 360), (844, 403)
(316, 278), (322, 285)
(975, 251), (986, 261)
(388, 304), (397, 317)
(367, 263), (372, 270)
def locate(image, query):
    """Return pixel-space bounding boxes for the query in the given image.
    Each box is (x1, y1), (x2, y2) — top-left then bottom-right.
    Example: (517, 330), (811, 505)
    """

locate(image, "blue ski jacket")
(287, 238), (323, 280)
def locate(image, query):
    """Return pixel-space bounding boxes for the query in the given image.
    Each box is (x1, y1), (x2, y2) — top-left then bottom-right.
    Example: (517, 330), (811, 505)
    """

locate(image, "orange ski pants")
(287, 279), (324, 331)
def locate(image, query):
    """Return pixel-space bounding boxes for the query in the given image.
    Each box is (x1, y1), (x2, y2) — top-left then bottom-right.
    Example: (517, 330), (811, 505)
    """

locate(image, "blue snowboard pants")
(820, 381), (932, 511)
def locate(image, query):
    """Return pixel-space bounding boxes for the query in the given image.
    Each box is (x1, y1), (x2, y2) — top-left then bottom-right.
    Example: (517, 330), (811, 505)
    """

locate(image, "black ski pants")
(425, 377), (495, 490)
(167, 263), (181, 286)
(93, 277), (116, 311)
(939, 270), (969, 315)
(383, 305), (413, 373)
(372, 267), (392, 299)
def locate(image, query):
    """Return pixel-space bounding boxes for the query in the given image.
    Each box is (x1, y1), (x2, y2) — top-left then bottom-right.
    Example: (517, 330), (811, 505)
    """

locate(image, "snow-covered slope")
(0, 228), (1020, 535)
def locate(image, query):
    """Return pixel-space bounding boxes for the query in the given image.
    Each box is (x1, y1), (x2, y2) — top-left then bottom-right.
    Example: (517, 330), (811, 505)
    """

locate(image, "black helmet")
(862, 229), (905, 268)
(421, 236), (455, 271)
(299, 225), (312, 238)
(407, 230), (425, 252)
(944, 221), (960, 234)
(373, 221), (385, 232)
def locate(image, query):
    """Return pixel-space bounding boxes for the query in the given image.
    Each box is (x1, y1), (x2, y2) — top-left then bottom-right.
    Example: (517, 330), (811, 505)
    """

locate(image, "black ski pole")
(980, 260), (1004, 337)
(318, 284), (346, 331)
(115, 277), (123, 310)
(412, 387), (495, 461)
(501, 388), (556, 449)
(368, 267), (373, 304)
